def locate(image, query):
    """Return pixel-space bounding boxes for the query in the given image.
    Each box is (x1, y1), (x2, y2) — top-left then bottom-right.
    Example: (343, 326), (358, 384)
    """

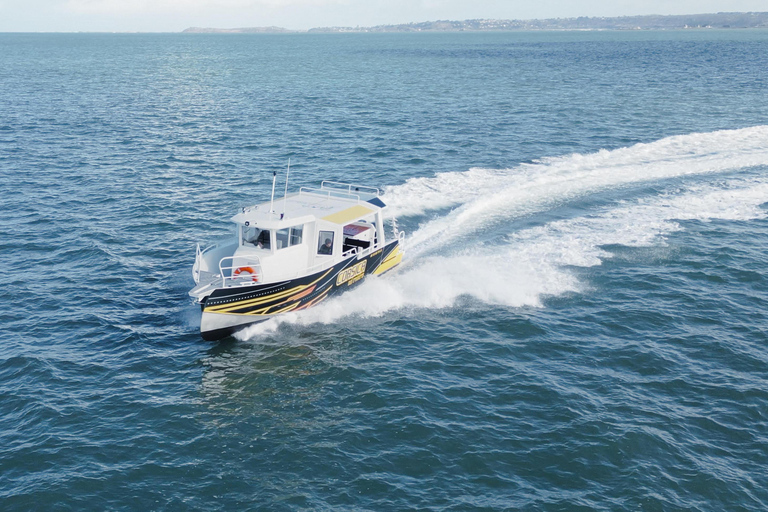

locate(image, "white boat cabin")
(191, 181), (389, 292)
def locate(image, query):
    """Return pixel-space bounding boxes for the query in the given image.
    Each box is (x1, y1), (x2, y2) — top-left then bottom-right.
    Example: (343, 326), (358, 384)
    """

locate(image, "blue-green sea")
(2, 30), (768, 510)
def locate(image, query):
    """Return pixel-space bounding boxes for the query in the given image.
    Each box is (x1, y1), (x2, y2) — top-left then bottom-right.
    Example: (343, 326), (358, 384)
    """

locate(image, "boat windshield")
(242, 225), (271, 249)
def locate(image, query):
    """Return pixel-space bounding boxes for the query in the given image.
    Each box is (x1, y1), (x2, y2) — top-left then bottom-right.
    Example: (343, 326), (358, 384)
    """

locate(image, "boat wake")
(237, 126), (768, 339)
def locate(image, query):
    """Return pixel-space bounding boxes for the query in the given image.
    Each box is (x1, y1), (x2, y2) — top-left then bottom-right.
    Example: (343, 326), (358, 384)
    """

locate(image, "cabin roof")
(231, 187), (386, 229)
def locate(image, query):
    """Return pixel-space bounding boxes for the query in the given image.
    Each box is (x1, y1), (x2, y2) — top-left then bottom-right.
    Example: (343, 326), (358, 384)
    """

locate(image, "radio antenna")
(269, 170), (277, 213)
(282, 158), (291, 215)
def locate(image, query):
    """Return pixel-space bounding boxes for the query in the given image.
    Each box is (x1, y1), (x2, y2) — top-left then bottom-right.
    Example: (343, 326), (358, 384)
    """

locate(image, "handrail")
(298, 186), (363, 203)
(298, 182), (381, 205)
(194, 241), (227, 284)
(219, 255), (263, 288)
(321, 181), (380, 197)
(193, 243), (202, 284)
(341, 246), (361, 259)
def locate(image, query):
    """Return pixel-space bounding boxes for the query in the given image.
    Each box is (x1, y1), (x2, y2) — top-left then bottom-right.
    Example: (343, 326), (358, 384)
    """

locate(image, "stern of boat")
(373, 226), (405, 276)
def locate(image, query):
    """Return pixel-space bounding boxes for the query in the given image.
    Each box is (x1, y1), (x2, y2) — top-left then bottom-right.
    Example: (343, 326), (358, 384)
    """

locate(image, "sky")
(1, 0), (767, 33)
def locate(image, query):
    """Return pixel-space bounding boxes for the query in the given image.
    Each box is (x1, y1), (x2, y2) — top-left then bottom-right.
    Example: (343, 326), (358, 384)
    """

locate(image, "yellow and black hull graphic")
(200, 240), (403, 340)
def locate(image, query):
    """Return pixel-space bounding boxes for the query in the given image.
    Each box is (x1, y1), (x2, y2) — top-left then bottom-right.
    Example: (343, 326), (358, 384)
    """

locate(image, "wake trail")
(238, 128), (768, 339)
(384, 125), (768, 259)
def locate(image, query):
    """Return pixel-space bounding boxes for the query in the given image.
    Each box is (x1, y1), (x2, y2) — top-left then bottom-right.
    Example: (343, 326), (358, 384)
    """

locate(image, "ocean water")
(2, 29), (768, 510)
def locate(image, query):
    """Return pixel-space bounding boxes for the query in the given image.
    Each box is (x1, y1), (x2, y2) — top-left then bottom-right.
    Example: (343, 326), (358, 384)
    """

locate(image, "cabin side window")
(243, 226), (271, 249)
(275, 225), (304, 250)
(317, 231), (334, 255)
(276, 228), (290, 250)
(290, 226), (303, 246)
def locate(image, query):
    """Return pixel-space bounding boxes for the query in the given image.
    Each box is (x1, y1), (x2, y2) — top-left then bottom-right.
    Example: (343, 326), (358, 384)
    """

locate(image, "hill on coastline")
(183, 12), (768, 34)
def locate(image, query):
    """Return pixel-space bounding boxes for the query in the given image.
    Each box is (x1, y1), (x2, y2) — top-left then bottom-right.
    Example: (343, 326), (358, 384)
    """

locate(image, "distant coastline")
(183, 12), (768, 34)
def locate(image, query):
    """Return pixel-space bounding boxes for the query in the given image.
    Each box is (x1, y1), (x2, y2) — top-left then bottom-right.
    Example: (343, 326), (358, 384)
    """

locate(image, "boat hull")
(199, 240), (403, 340)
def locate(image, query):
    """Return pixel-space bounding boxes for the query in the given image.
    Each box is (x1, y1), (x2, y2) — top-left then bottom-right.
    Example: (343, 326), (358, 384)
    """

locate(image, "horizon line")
(2, 12), (767, 34)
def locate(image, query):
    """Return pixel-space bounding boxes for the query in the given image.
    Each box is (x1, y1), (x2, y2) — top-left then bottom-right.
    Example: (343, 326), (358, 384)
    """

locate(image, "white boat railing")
(321, 181), (380, 197)
(299, 186), (364, 203)
(219, 256), (264, 288)
(298, 181), (381, 204)
(193, 243), (203, 284)
(193, 242), (225, 284)
(342, 246), (361, 259)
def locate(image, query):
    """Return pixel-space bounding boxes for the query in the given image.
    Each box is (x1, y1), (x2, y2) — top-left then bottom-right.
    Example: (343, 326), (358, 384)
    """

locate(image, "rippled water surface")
(2, 30), (768, 510)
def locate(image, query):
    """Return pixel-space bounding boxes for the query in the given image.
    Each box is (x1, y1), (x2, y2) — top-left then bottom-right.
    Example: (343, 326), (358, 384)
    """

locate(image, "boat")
(189, 179), (405, 340)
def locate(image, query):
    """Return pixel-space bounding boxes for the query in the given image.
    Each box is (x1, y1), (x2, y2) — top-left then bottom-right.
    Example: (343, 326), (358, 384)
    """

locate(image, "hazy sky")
(2, 0), (767, 33)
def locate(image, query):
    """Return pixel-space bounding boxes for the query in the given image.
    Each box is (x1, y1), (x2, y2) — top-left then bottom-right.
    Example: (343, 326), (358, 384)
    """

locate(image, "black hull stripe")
(200, 240), (401, 339)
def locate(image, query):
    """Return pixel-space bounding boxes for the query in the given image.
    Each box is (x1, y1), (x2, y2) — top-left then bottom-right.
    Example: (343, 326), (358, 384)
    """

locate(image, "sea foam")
(238, 128), (768, 339)
(387, 125), (768, 258)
